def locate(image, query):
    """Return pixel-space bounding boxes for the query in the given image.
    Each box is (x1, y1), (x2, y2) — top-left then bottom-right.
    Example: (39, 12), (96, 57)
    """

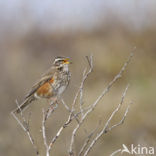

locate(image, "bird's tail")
(13, 96), (35, 114)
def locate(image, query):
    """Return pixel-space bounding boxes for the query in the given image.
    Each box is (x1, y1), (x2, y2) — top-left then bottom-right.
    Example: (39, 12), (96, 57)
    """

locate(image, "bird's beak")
(64, 58), (72, 64)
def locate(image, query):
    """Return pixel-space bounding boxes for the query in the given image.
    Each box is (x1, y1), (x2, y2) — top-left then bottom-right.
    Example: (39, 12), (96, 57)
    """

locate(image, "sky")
(0, 0), (156, 33)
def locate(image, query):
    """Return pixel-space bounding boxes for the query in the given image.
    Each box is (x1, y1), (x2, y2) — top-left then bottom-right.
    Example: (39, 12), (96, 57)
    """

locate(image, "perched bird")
(13, 56), (71, 113)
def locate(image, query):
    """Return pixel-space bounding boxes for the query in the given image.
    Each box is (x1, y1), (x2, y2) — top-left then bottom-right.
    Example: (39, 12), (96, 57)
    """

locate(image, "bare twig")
(110, 149), (122, 156)
(79, 68), (87, 117)
(61, 99), (80, 124)
(78, 120), (101, 156)
(48, 99), (87, 151)
(78, 132), (94, 156)
(69, 53), (133, 155)
(41, 102), (58, 156)
(49, 110), (73, 147)
(45, 101), (58, 120)
(80, 55), (93, 117)
(69, 55), (93, 155)
(11, 100), (39, 156)
(84, 105), (130, 156)
(82, 53), (133, 122)
(107, 104), (130, 132)
(42, 109), (50, 156)
(61, 99), (71, 112)
(83, 85), (130, 156)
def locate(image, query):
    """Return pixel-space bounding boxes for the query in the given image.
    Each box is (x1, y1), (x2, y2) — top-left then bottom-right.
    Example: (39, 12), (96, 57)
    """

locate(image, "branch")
(69, 55), (93, 155)
(79, 55), (93, 117)
(61, 99), (80, 124)
(83, 85), (131, 156)
(69, 53), (133, 155)
(110, 149), (122, 156)
(49, 109), (73, 147)
(78, 120), (101, 156)
(42, 109), (50, 156)
(41, 102), (58, 156)
(78, 132), (94, 156)
(11, 100), (39, 156)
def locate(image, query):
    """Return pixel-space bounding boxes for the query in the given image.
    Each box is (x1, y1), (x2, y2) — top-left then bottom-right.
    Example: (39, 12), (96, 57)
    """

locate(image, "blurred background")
(0, 0), (156, 155)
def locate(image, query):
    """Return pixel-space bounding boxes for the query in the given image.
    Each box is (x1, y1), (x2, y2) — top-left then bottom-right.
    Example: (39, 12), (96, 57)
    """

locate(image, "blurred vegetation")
(0, 4), (156, 156)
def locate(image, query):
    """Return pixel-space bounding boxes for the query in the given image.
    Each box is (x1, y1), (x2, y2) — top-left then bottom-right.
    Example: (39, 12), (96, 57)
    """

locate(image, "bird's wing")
(25, 67), (55, 99)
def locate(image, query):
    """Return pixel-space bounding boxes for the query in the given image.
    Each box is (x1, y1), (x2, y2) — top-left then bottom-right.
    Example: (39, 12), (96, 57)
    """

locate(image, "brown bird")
(13, 56), (71, 113)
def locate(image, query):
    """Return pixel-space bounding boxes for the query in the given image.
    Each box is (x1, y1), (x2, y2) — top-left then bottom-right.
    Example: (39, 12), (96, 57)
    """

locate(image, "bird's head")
(53, 56), (71, 71)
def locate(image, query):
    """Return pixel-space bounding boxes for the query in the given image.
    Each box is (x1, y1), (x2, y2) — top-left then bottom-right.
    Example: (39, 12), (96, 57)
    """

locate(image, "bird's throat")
(57, 65), (69, 72)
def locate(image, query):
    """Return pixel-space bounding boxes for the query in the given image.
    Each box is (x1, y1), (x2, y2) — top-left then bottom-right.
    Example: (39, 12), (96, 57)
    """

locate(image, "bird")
(13, 56), (71, 114)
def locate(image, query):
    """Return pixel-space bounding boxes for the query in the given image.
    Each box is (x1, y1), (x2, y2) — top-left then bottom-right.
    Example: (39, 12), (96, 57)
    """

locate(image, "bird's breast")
(53, 72), (70, 95)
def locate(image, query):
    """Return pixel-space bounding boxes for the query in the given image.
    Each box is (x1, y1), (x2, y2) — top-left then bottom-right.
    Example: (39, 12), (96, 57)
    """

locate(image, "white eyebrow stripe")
(55, 58), (63, 61)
